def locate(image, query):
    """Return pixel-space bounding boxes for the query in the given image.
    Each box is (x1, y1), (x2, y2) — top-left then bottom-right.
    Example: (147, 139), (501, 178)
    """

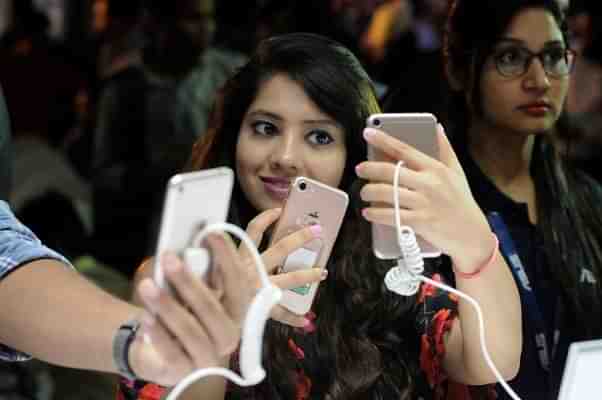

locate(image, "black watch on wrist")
(113, 319), (141, 381)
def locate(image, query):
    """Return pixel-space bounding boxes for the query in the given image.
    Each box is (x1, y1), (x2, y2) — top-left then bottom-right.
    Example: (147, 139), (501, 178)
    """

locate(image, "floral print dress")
(117, 272), (495, 400)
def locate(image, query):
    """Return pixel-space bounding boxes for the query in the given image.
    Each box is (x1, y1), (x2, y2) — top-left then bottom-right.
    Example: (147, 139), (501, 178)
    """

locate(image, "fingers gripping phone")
(366, 113), (441, 259)
(270, 177), (349, 315)
(154, 168), (234, 290)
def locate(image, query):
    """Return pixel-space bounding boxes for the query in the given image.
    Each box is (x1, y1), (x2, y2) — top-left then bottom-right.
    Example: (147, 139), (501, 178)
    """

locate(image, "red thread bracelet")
(453, 233), (500, 279)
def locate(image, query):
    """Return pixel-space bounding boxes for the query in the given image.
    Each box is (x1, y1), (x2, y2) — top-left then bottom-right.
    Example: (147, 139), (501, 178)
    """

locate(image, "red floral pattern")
(295, 369), (312, 400)
(416, 273), (495, 400)
(117, 379), (165, 400)
(116, 272), (495, 400)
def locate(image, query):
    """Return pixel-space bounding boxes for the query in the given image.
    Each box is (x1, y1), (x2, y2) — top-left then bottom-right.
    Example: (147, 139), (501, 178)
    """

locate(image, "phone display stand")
(162, 222), (282, 400)
(558, 339), (602, 400)
(183, 248), (210, 279)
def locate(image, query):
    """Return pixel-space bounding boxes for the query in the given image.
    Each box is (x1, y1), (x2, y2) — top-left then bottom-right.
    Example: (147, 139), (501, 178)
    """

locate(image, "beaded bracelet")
(453, 233), (500, 279)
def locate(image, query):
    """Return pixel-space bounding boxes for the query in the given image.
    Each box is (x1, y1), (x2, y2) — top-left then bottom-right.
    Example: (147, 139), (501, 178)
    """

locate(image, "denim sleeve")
(0, 200), (73, 361)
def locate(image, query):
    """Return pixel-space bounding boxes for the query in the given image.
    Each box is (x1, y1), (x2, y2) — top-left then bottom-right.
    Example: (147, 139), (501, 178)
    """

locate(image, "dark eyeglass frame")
(491, 42), (577, 79)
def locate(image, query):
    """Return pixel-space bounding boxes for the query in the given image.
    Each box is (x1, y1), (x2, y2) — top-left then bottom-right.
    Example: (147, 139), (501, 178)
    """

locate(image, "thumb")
(437, 124), (464, 173)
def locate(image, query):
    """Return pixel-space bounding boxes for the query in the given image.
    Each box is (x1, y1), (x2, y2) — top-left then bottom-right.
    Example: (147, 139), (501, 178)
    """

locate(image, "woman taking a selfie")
(120, 32), (521, 400)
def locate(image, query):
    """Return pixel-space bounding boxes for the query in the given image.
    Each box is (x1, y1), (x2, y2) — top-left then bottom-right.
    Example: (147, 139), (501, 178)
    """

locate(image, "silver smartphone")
(154, 167), (234, 289)
(269, 177), (349, 315)
(366, 113), (441, 259)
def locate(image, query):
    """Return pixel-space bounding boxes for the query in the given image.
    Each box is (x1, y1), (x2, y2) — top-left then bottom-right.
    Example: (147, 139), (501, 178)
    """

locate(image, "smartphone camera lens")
(373, 119), (381, 127)
(298, 181), (307, 192)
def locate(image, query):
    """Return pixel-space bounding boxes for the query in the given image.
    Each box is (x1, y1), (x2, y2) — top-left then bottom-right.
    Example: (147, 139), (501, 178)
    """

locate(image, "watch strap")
(113, 319), (140, 381)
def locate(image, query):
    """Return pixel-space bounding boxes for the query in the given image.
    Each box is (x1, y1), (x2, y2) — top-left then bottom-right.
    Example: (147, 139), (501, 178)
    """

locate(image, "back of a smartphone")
(366, 113), (441, 259)
(154, 168), (234, 289)
(270, 177), (349, 315)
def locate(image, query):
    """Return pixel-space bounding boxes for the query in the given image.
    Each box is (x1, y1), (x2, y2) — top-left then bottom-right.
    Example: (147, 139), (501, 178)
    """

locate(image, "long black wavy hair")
(444, 0), (602, 338)
(187, 32), (424, 399)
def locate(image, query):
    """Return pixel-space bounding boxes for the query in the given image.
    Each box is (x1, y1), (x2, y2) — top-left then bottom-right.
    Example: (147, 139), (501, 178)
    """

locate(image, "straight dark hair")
(187, 33), (424, 399)
(444, 0), (602, 337)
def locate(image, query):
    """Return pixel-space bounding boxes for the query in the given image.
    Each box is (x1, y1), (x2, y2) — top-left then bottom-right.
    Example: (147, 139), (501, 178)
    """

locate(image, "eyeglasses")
(491, 44), (576, 79)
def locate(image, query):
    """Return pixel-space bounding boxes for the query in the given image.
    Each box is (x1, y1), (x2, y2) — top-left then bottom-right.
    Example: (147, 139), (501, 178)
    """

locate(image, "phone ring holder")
(164, 222), (282, 400)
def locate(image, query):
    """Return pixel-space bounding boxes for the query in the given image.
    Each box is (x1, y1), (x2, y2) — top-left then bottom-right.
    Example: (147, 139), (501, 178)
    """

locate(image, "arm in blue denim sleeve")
(0, 200), (73, 361)
(0, 201), (72, 275)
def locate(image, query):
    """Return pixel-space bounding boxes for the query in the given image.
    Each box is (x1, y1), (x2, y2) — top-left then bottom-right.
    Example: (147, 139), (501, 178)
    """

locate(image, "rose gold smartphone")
(366, 113), (441, 259)
(270, 177), (349, 315)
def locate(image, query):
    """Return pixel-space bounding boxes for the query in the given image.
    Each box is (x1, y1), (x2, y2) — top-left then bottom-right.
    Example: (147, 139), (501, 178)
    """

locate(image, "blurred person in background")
(556, 0), (602, 182)
(0, 0), (86, 143)
(360, 0), (450, 88)
(96, 0), (145, 84)
(380, 0), (451, 121)
(91, 0), (246, 276)
(61, 0), (146, 183)
(0, 2), (98, 299)
(566, 0), (602, 114)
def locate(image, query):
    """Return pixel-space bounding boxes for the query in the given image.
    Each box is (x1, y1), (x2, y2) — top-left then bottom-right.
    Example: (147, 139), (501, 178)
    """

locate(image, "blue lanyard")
(487, 212), (558, 371)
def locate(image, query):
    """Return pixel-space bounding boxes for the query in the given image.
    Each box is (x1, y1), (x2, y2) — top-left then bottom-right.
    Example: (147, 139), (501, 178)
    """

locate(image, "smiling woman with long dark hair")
(119, 32), (521, 400)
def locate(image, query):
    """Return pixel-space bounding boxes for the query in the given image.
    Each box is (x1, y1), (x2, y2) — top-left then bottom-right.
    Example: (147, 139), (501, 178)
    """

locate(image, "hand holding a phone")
(239, 208), (326, 327)
(132, 233), (253, 386)
(356, 124), (493, 269)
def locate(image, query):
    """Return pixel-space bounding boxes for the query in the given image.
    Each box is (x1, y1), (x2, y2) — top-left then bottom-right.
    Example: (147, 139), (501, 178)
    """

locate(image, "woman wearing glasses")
(442, 0), (602, 398)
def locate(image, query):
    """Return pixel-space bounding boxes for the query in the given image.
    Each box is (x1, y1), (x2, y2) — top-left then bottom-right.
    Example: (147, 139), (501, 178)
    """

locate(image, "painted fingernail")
(305, 311), (316, 320)
(310, 224), (323, 237)
(320, 269), (328, 280)
(303, 319), (316, 334)
(363, 128), (377, 140)
(355, 164), (362, 176)
(361, 208), (369, 218)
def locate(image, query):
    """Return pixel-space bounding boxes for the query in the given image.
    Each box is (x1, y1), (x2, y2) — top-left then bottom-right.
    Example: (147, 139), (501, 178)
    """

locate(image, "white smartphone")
(153, 167), (234, 290)
(366, 113), (441, 259)
(269, 177), (349, 315)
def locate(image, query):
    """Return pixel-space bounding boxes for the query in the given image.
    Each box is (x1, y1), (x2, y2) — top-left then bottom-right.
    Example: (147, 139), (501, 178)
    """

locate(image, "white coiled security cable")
(384, 161), (521, 400)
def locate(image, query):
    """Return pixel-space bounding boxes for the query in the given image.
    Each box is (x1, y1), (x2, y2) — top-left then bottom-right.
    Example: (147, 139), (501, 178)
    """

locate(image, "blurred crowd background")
(0, 0), (600, 398)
